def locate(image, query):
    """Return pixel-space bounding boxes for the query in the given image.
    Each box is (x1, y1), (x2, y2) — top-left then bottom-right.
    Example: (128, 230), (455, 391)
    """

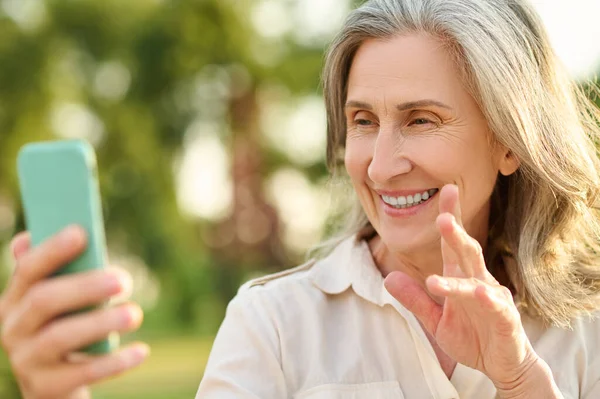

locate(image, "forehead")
(347, 34), (466, 102)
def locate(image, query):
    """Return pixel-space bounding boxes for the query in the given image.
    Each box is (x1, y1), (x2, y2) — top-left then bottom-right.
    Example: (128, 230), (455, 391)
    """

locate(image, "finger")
(474, 284), (516, 315)
(427, 276), (519, 335)
(384, 271), (442, 337)
(2, 269), (131, 345)
(33, 302), (143, 362)
(70, 342), (149, 383)
(437, 185), (464, 276)
(427, 275), (507, 308)
(426, 275), (479, 298)
(26, 343), (149, 398)
(10, 232), (31, 261)
(442, 261), (461, 276)
(437, 213), (485, 278)
(438, 184), (462, 226)
(440, 236), (464, 278)
(0, 232), (33, 320)
(6, 226), (87, 307)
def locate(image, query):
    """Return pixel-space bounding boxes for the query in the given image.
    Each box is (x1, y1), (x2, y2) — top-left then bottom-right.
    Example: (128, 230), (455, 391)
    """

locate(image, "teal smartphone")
(17, 139), (116, 354)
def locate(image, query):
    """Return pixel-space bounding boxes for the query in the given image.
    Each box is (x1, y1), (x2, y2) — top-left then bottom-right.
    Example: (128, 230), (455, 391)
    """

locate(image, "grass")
(92, 335), (213, 399)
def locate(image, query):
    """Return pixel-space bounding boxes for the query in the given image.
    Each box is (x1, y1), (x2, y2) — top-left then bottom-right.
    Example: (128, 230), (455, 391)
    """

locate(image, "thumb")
(384, 271), (442, 336)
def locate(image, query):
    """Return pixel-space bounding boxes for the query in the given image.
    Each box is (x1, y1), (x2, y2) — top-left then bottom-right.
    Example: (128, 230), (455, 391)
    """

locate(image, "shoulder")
(227, 237), (365, 330)
(570, 312), (600, 395)
(236, 235), (360, 299)
(238, 259), (317, 294)
(230, 259), (327, 316)
(527, 311), (600, 389)
(573, 311), (600, 359)
(527, 310), (600, 353)
(219, 258), (335, 342)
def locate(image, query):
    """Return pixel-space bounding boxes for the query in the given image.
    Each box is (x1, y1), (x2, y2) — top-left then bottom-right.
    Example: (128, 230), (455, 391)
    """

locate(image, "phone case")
(17, 139), (116, 354)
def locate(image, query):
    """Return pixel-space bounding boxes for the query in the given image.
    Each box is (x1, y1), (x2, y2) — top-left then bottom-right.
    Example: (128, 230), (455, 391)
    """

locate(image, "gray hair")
(318, 0), (600, 327)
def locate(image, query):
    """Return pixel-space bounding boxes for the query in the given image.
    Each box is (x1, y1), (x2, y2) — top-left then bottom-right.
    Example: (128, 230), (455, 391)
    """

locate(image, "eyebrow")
(345, 99), (453, 111)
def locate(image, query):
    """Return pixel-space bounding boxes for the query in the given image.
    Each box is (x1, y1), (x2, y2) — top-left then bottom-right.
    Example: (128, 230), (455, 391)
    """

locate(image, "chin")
(375, 221), (439, 254)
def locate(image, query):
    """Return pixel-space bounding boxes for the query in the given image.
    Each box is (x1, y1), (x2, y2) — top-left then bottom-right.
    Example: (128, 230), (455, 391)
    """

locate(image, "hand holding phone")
(0, 140), (149, 399)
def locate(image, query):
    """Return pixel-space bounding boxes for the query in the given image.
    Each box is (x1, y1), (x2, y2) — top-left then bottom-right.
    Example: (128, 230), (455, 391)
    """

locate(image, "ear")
(498, 148), (519, 176)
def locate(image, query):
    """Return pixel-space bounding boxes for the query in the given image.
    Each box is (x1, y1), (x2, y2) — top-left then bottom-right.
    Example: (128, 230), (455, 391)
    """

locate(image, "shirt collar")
(309, 235), (395, 307)
(310, 234), (444, 363)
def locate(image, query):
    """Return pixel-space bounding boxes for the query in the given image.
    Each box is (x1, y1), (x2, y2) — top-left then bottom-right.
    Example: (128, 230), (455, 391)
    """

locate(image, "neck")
(368, 234), (442, 287)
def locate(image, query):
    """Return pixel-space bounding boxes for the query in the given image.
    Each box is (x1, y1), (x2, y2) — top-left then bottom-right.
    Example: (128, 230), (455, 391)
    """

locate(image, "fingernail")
(119, 305), (143, 328)
(106, 269), (132, 296)
(59, 225), (83, 246)
(104, 273), (122, 294)
(436, 277), (450, 289)
(124, 344), (150, 367)
(451, 216), (460, 229)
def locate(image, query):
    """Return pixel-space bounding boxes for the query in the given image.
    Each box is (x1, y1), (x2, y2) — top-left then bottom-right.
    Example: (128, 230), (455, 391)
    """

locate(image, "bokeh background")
(0, 0), (599, 398)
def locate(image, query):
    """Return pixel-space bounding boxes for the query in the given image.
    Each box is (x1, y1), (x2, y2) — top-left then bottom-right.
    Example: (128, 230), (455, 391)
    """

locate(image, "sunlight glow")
(93, 61), (132, 102)
(531, 1), (600, 78)
(266, 168), (329, 253)
(260, 93), (327, 166)
(175, 122), (233, 221)
(50, 103), (105, 146)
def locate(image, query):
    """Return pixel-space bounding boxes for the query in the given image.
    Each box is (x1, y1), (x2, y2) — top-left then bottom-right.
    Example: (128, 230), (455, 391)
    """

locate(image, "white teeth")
(381, 188), (439, 209)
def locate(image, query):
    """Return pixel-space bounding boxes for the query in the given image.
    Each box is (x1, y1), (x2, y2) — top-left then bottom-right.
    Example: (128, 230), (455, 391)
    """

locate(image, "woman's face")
(344, 33), (516, 254)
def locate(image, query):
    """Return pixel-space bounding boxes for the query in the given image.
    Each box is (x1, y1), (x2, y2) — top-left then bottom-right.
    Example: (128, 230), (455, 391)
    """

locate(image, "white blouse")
(196, 237), (600, 398)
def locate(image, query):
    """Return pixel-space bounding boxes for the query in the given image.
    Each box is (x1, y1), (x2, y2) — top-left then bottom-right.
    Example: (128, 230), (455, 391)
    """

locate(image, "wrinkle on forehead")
(346, 34), (474, 116)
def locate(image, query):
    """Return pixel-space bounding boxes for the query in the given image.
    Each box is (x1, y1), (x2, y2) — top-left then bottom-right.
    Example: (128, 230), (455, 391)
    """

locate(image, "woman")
(2, 0), (600, 398)
(196, 0), (600, 397)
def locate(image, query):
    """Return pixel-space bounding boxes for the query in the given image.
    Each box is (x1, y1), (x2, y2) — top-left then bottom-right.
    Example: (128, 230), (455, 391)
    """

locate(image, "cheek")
(410, 138), (466, 176)
(417, 132), (492, 174)
(423, 135), (498, 205)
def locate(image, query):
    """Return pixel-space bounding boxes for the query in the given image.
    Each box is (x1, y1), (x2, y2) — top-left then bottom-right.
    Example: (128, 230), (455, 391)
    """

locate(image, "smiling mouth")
(381, 188), (439, 209)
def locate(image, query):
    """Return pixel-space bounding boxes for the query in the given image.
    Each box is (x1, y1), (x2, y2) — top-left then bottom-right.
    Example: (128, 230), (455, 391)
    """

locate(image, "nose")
(367, 129), (413, 184)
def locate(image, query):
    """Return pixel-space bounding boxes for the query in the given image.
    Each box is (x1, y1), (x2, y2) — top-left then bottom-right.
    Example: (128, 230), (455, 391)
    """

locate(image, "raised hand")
(384, 185), (538, 389)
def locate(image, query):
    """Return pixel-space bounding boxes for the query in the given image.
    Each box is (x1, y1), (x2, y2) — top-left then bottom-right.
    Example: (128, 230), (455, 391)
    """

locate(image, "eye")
(356, 119), (373, 126)
(350, 111), (378, 131)
(407, 112), (440, 128)
(410, 117), (433, 126)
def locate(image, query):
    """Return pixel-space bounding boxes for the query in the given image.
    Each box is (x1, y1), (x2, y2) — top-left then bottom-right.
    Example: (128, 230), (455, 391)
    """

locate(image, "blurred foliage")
(0, 0), (336, 397)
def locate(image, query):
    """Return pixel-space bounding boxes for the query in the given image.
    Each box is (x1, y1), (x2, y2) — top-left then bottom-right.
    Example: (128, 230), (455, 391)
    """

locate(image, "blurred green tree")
(0, 0), (339, 396)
